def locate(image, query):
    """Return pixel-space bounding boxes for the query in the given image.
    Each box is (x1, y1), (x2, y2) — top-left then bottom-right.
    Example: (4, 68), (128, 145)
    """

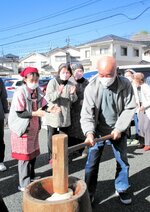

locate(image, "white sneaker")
(115, 190), (132, 205)
(0, 163), (7, 171)
(18, 186), (25, 192)
(131, 139), (139, 145)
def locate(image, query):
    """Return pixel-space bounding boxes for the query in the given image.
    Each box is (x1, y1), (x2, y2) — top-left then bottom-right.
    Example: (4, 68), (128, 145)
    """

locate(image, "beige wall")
(79, 41), (143, 70)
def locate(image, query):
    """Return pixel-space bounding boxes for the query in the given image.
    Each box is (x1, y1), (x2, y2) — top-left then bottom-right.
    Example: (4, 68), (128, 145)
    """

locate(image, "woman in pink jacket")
(8, 67), (57, 191)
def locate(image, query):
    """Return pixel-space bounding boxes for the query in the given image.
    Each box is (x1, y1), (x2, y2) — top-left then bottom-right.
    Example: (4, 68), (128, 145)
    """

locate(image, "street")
(0, 127), (150, 212)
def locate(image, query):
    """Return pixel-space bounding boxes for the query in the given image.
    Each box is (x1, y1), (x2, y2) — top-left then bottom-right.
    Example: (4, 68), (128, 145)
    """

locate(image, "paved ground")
(0, 127), (150, 212)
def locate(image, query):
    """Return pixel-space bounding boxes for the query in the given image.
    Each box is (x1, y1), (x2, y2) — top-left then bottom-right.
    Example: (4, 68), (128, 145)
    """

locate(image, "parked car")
(4, 79), (23, 91)
(39, 77), (52, 93)
(83, 71), (98, 80)
(1, 77), (18, 83)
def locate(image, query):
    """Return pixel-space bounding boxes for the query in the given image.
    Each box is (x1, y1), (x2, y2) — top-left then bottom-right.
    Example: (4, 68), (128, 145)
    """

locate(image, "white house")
(19, 52), (49, 75)
(78, 34), (143, 71)
(131, 32), (150, 63)
(46, 46), (80, 71)
(19, 46), (80, 76)
(0, 54), (19, 75)
(143, 48), (150, 63)
(18, 35), (148, 75)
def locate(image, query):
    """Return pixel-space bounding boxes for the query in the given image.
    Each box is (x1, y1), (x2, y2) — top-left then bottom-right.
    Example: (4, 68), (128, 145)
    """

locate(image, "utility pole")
(66, 51), (71, 64)
(1, 46), (4, 57)
(1, 47), (4, 71)
(65, 37), (71, 64)
(49, 41), (52, 68)
(65, 37), (70, 47)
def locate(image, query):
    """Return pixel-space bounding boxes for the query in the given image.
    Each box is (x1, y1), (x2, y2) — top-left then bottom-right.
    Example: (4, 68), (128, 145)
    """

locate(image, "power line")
(5, 17), (148, 56)
(2, 22), (145, 57)
(0, 0), (102, 32)
(0, 7), (150, 47)
(0, 0), (146, 41)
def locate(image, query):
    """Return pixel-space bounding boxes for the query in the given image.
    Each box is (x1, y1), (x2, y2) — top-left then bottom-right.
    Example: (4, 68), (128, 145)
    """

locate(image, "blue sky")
(0, 0), (150, 57)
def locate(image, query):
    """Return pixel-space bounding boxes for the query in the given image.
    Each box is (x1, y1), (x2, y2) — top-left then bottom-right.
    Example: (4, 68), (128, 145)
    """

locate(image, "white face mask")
(99, 75), (116, 88)
(27, 82), (39, 90)
(59, 69), (71, 81)
(73, 69), (84, 80)
(74, 72), (83, 80)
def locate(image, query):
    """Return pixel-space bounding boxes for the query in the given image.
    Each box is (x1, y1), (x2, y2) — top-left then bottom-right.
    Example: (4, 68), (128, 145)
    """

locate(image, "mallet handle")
(68, 134), (113, 154)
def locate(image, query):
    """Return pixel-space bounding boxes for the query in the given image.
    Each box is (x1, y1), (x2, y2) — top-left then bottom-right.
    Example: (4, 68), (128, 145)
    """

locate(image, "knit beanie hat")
(71, 63), (84, 72)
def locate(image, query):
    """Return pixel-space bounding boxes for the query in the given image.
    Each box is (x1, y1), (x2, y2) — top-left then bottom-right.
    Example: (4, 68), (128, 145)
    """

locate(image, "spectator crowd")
(0, 56), (150, 209)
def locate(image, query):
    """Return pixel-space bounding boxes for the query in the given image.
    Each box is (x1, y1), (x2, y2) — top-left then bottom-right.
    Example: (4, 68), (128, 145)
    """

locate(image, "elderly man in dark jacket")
(0, 78), (9, 171)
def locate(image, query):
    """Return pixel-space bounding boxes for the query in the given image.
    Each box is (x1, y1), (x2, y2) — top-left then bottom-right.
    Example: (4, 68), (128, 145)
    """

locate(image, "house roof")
(19, 52), (47, 62)
(0, 56), (19, 63)
(0, 65), (13, 72)
(78, 34), (139, 47)
(138, 60), (150, 64)
(61, 45), (80, 51)
(41, 64), (54, 70)
(46, 46), (80, 56)
(46, 47), (66, 56)
(80, 59), (91, 65)
(5, 53), (19, 59)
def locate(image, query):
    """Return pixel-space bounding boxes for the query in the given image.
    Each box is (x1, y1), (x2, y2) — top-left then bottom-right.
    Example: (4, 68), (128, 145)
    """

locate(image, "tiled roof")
(19, 52), (47, 62)
(46, 46), (79, 56)
(0, 57), (18, 63)
(138, 60), (150, 64)
(0, 65), (13, 72)
(78, 34), (138, 46)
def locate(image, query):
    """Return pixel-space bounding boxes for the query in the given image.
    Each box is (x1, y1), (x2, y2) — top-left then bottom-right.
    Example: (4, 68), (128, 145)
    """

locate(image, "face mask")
(27, 82), (39, 90)
(59, 71), (71, 81)
(99, 75), (116, 88)
(74, 72), (83, 80)
(73, 69), (84, 80)
(60, 75), (68, 81)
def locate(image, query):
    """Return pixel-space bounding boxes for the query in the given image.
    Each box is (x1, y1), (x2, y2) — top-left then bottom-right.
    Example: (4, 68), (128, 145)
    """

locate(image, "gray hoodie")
(80, 75), (136, 136)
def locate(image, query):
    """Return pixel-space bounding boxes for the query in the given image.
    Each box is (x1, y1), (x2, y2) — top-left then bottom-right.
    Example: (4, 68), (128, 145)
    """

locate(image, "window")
(144, 50), (150, 56)
(70, 56), (80, 62)
(16, 81), (23, 86)
(24, 62), (36, 67)
(133, 48), (139, 57)
(55, 56), (66, 62)
(5, 63), (11, 67)
(92, 49), (99, 56)
(100, 48), (109, 55)
(121, 47), (127, 56)
(85, 50), (90, 58)
(41, 61), (47, 67)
